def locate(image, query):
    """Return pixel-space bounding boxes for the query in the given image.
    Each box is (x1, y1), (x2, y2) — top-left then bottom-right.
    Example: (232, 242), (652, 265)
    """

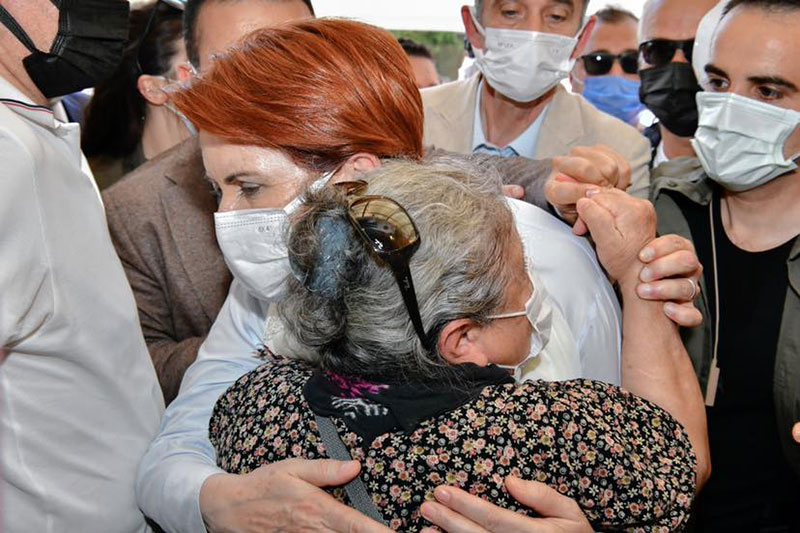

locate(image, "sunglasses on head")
(580, 51), (638, 76)
(334, 181), (432, 352)
(638, 39), (695, 67)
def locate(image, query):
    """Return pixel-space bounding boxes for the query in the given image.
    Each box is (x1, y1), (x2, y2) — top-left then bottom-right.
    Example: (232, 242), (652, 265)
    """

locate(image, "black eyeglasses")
(335, 181), (431, 351)
(580, 51), (638, 76)
(638, 39), (694, 67)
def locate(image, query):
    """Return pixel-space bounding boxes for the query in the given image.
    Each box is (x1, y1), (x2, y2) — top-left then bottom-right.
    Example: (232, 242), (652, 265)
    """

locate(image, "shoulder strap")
(314, 415), (387, 525)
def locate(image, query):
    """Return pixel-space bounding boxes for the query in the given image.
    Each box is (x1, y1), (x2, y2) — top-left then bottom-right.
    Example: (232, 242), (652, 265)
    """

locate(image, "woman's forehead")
(199, 134), (307, 180)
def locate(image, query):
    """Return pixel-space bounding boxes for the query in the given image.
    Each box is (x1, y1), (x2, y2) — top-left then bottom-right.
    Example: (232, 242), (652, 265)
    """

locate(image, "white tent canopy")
(313, 1), (646, 33)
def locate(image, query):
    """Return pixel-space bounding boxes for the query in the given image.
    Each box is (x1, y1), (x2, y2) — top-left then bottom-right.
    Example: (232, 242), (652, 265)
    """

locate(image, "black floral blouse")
(210, 360), (696, 532)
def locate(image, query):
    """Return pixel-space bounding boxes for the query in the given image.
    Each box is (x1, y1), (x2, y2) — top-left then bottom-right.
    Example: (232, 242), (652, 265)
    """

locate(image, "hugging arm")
(577, 189), (710, 490)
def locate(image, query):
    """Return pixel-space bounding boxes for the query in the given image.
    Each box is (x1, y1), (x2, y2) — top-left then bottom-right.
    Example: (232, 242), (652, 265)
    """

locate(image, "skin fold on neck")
(660, 124), (696, 159)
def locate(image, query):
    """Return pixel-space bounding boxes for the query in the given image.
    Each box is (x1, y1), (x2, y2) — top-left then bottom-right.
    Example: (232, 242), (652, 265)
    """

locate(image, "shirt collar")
(0, 76), (57, 130)
(471, 79), (549, 159)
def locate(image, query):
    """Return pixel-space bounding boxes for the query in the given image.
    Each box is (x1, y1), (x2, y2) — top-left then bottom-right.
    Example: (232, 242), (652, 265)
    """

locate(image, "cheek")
(489, 320), (533, 365)
(785, 124), (800, 159)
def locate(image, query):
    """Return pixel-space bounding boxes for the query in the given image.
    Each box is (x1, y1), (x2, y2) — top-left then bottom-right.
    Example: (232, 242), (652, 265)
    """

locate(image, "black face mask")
(639, 62), (702, 138)
(0, 0), (129, 99)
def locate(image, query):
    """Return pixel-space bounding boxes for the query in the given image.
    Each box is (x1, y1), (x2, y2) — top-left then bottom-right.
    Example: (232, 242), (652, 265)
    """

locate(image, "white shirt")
(0, 78), (164, 533)
(137, 198), (621, 532)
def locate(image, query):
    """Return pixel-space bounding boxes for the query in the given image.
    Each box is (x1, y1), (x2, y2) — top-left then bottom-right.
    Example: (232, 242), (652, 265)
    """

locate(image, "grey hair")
(278, 155), (521, 384)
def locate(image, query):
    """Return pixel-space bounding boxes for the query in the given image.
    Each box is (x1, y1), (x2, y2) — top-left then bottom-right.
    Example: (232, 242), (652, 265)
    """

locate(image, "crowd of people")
(0, 0), (798, 532)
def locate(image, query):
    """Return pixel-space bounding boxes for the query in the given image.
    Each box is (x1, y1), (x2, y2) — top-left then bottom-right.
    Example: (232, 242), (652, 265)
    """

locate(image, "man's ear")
(438, 318), (490, 367)
(571, 15), (596, 59)
(461, 5), (485, 51)
(137, 74), (169, 106)
(331, 152), (381, 183)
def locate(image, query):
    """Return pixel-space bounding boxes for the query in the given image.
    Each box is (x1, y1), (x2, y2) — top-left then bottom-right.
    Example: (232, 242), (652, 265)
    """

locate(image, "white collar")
(0, 76), (57, 130)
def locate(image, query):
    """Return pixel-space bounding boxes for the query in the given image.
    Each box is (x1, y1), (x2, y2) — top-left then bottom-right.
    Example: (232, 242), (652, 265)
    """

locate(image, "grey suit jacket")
(103, 138), (232, 404)
(421, 76), (652, 197)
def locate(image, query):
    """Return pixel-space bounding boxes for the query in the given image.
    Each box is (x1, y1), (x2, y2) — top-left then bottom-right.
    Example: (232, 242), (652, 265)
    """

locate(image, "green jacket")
(650, 157), (800, 476)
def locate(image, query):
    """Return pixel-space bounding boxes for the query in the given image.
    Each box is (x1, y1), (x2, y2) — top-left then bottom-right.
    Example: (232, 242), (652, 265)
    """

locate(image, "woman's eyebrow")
(223, 171), (259, 184)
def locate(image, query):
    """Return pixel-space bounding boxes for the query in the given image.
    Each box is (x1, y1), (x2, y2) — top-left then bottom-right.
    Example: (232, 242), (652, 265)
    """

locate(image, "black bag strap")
(314, 415), (387, 525)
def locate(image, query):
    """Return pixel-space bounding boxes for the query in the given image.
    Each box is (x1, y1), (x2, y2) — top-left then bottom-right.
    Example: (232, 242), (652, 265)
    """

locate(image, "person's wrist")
(200, 473), (246, 531)
(616, 261), (646, 298)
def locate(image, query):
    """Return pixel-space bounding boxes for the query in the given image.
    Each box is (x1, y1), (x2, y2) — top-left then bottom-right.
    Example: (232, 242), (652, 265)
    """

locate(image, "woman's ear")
(137, 74), (169, 106)
(438, 319), (490, 367)
(331, 152), (381, 183)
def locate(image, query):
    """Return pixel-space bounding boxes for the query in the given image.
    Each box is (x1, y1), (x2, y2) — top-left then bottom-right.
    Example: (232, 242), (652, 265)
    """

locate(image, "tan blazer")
(103, 138), (232, 404)
(421, 76), (652, 197)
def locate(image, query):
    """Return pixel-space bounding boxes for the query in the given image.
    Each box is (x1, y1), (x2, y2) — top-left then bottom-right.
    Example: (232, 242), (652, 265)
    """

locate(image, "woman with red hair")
(141, 18), (708, 533)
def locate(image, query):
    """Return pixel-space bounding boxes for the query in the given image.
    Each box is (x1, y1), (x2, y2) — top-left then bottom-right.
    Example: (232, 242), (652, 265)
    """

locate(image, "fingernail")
(420, 502), (436, 520)
(664, 302), (678, 315)
(638, 284), (652, 298)
(585, 187), (600, 197)
(639, 247), (655, 262)
(435, 487), (451, 503)
(640, 267), (653, 282)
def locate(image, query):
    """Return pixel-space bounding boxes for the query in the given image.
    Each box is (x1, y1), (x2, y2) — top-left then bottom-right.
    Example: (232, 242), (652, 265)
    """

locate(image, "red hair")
(173, 18), (424, 170)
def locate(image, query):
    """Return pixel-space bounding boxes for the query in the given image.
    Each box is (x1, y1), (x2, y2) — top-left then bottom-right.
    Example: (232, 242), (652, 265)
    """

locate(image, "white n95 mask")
(692, 92), (800, 192)
(214, 169), (335, 301)
(488, 262), (553, 382)
(470, 7), (577, 103)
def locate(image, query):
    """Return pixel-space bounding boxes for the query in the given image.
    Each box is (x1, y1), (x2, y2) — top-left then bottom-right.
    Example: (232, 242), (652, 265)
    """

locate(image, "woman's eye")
(501, 9), (520, 17)
(238, 183), (262, 197)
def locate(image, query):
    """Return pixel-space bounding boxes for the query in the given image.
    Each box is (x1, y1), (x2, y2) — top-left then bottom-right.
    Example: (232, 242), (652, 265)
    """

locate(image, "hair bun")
(304, 215), (357, 298)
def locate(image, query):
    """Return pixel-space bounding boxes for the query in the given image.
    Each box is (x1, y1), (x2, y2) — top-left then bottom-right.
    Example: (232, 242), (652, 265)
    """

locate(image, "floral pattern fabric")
(210, 360), (696, 532)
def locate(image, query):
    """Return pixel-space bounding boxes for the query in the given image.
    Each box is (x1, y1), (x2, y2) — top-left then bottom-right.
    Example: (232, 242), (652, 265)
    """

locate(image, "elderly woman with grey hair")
(210, 157), (708, 532)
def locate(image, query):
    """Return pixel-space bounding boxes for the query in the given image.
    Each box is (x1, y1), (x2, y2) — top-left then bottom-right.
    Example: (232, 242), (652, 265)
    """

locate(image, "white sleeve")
(136, 281), (266, 532)
(509, 199), (622, 385)
(0, 130), (53, 348)
(575, 282), (623, 385)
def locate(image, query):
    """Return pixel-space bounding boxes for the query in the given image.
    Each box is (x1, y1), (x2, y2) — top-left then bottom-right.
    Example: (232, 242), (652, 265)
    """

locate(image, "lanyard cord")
(705, 199), (721, 406)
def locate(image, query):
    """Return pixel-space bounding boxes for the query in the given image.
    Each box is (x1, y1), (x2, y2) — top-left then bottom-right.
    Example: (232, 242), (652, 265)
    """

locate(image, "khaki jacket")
(421, 76), (652, 197)
(651, 157), (800, 475)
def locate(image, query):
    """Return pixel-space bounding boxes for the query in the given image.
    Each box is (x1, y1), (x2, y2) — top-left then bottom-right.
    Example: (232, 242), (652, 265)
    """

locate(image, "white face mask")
(469, 7), (577, 103)
(691, 92), (800, 192)
(214, 169), (335, 301)
(488, 263), (553, 381)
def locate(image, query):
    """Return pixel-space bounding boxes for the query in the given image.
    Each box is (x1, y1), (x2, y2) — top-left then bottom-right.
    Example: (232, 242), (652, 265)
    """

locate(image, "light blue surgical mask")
(582, 76), (645, 126)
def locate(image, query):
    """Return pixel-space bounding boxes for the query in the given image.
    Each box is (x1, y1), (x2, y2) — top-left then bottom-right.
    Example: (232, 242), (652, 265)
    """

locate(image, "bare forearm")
(618, 278), (710, 488)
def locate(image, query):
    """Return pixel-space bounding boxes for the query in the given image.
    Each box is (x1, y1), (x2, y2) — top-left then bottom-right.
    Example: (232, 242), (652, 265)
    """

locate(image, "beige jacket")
(421, 76), (652, 197)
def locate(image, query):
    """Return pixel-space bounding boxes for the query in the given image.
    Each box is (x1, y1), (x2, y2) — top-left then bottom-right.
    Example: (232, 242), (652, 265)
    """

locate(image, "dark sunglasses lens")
(641, 40), (677, 67)
(620, 52), (639, 74)
(583, 53), (613, 75)
(349, 198), (418, 251)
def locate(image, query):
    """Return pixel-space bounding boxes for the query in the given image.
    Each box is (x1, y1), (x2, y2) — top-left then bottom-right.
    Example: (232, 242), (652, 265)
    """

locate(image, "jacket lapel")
(424, 75), (480, 154)
(534, 85), (584, 159)
(160, 139), (231, 323)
